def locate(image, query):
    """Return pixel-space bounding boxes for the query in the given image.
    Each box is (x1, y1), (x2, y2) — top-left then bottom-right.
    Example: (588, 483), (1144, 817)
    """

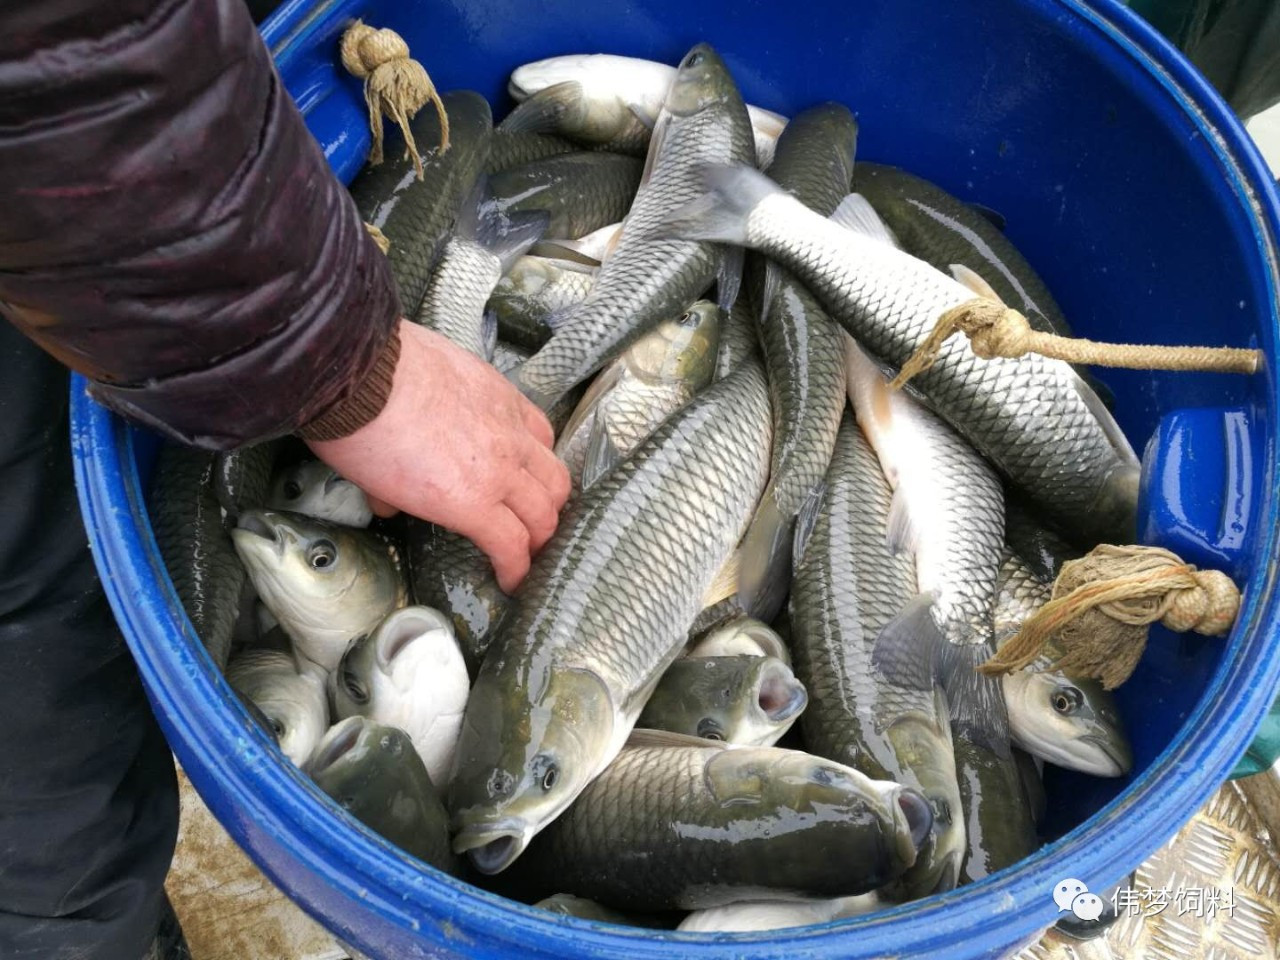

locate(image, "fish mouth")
(234, 511), (282, 552)
(894, 788), (934, 865)
(307, 717), (364, 776)
(1079, 733), (1133, 777)
(322, 471), (352, 496)
(452, 820), (529, 875)
(376, 608), (451, 669)
(755, 661), (808, 723)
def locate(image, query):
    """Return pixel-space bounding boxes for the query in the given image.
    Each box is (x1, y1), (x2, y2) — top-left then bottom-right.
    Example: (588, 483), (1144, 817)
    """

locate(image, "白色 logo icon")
(1053, 878), (1103, 921)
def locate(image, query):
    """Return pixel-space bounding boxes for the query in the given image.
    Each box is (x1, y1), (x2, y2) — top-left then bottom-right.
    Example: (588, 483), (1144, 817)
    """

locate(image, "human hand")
(307, 321), (570, 592)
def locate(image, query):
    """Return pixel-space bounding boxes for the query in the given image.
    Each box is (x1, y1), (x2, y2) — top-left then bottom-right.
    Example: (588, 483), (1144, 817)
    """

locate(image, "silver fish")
(510, 44), (756, 411)
(267, 459), (372, 528)
(226, 648), (328, 766)
(449, 360), (773, 874)
(555, 300), (722, 490)
(661, 164), (1140, 543)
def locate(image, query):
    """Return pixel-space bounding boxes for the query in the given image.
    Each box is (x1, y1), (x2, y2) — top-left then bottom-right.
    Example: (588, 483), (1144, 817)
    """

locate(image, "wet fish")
(534, 222), (624, 265)
(491, 340), (532, 376)
(845, 342), (1008, 747)
(636, 655), (806, 746)
(267, 459), (373, 528)
(415, 182), (548, 359)
(349, 91), (493, 316)
(686, 614), (790, 663)
(307, 716), (457, 875)
(231, 510), (405, 673)
(487, 257), (596, 351)
(329, 607), (470, 785)
(677, 893), (883, 932)
(789, 414), (965, 899)
(486, 131), (580, 175)
(953, 735), (1039, 882)
(505, 733), (931, 911)
(714, 287), (761, 381)
(510, 44), (756, 412)
(555, 300), (722, 490)
(506, 53), (786, 165)
(995, 550), (1132, 777)
(661, 164), (1140, 543)
(150, 445), (245, 670)
(737, 103), (858, 620)
(534, 894), (667, 927)
(489, 152), (644, 240)
(212, 441), (279, 521)
(449, 360), (773, 874)
(853, 163), (1074, 336)
(227, 647), (327, 766)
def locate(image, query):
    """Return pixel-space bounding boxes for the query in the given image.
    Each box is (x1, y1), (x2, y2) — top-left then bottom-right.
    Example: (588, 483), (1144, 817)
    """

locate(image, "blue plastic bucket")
(70, 0), (1280, 956)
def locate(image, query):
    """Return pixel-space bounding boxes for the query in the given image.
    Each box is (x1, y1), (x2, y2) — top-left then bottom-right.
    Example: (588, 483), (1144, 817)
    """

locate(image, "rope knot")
(979, 544), (1241, 690)
(955, 302), (1035, 360)
(339, 21), (450, 180)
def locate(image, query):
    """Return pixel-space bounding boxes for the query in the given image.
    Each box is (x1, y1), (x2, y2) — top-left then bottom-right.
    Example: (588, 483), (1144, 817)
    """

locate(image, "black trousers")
(0, 322), (178, 959)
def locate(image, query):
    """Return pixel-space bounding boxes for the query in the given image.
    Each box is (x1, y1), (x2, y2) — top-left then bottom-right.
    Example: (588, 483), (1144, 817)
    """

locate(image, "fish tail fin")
(658, 164), (782, 244)
(497, 80), (584, 135)
(872, 595), (1011, 755)
(460, 176), (550, 274)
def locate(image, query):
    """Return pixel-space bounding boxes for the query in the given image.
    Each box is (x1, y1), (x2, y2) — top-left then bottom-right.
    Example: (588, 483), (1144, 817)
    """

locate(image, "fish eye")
(268, 716), (285, 738)
(342, 663), (370, 705)
(283, 480), (302, 500)
(541, 763), (559, 791)
(697, 718), (725, 741)
(308, 539), (337, 570)
(685, 51), (705, 67)
(678, 310), (699, 327)
(1052, 686), (1084, 715)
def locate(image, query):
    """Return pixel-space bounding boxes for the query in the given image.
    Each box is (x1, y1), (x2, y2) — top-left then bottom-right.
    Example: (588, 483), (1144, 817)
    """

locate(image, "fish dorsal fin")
(831, 194), (899, 247)
(580, 407), (624, 490)
(949, 263), (1005, 304)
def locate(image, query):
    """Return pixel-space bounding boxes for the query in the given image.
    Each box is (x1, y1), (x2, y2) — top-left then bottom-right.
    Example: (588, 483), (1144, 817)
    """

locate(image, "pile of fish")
(149, 44), (1137, 932)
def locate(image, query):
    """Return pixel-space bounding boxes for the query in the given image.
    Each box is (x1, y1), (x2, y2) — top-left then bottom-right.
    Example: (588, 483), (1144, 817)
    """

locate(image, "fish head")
(706, 749), (930, 884)
(629, 301), (723, 387)
(231, 654), (329, 767)
(449, 663), (616, 874)
(1003, 670), (1132, 777)
(268, 460), (372, 527)
(232, 510), (397, 651)
(307, 715), (410, 799)
(649, 656), (806, 746)
(664, 44), (738, 118)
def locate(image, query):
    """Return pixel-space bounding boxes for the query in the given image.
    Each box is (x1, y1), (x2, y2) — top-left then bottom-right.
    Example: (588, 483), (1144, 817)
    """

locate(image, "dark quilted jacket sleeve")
(0, 0), (402, 449)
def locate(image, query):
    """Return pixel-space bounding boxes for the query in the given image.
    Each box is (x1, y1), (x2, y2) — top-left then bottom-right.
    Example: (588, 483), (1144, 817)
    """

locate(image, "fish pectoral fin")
(948, 264), (1005, 304)
(528, 240), (604, 268)
(626, 102), (657, 131)
(638, 109), (672, 187)
(791, 482), (826, 568)
(884, 486), (919, 555)
(870, 594), (943, 692)
(716, 246), (745, 312)
(580, 408), (624, 490)
(760, 261), (783, 323)
(497, 80), (583, 135)
(966, 200), (1007, 232)
(627, 727), (729, 750)
(936, 640), (1013, 758)
(481, 310), (498, 362)
(1067, 370), (1140, 467)
(830, 194), (899, 248)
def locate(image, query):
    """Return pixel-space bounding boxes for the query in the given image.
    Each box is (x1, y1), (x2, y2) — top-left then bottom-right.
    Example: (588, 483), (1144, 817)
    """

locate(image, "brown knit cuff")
(298, 325), (402, 442)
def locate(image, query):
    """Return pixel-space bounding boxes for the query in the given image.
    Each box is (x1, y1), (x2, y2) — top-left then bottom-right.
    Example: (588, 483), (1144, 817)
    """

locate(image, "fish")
(554, 300), (722, 490)
(491, 340), (533, 376)
(852, 163), (1074, 336)
(415, 181), (549, 360)
(845, 342), (1009, 749)
(231, 509), (405, 673)
(486, 256), (596, 351)
(686, 614), (790, 663)
(506, 53), (786, 165)
(348, 91), (493, 316)
(677, 893), (883, 932)
(635, 655), (807, 746)
(405, 522), (509, 676)
(329, 606), (470, 786)
(485, 131), (580, 175)
(150, 445), (246, 670)
(995, 550), (1132, 777)
(789, 413), (965, 899)
(212, 441), (279, 521)
(226, 647), (328, 766)
(737, 103), (858, 620)
(267, 459), (373, 528)
(533, 222), (624, 265)
(659, 164), (1140, 543)
(504, 733), (932, 911)
(509, 44), (756, 412)
(533, 894), (667, 927)
(714, 286), (761, 381)
(306, 716), (458, 875)
(953, 734), (1039, 882)
(489, 152), (644, 241)
(449, 359), (773, 874)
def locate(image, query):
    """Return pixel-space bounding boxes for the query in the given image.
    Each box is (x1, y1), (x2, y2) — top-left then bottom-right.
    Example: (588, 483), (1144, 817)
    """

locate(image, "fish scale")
(790, 415), (965, 898)
(736, 188), (1131, 538)
(416, 237), (503, 358)
(512, 46), (755, 410)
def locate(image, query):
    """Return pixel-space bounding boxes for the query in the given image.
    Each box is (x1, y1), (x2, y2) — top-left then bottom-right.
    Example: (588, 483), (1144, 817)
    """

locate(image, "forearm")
(0, 0), (400, 449)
